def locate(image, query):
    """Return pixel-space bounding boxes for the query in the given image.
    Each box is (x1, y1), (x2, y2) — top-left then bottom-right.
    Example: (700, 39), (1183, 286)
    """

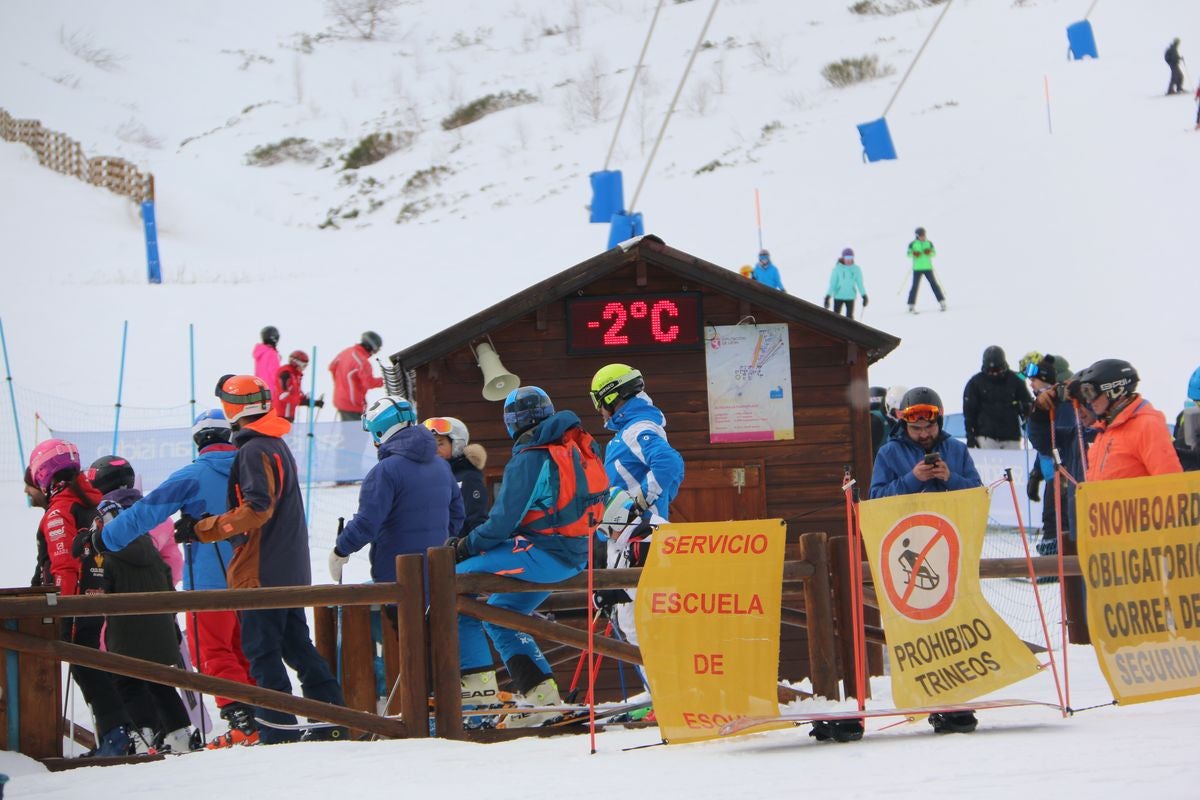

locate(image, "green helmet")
(590, 364), (645, 412)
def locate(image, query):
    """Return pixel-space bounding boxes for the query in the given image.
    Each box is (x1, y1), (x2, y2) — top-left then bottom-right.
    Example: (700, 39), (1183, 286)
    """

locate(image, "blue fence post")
(0, 318), (25, 474)
(112, 321), (129, 454)
(142, 200), (162, 285)
(5, 620), (18, 752)
(304, 346), (318, 525)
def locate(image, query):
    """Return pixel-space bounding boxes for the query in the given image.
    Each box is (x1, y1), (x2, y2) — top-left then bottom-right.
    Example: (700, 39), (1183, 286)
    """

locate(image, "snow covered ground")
(3, 0), (1200, 795)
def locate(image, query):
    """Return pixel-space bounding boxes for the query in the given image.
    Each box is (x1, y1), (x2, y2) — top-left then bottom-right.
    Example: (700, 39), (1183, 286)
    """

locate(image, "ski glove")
(174, 513), (209, 544)
(445, 536), (473, 563)
(593, 589), (632, 613)
(862, 295), (869, 307)
(1027, 473), (1043, 502)
(823, 295), (831, 310)
(328, 549), (349, 583)
(71, 527), (94, 559)
(312, 398), (325, 409)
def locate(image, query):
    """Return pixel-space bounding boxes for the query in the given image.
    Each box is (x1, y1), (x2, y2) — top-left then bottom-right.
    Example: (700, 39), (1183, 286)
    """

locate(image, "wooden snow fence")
(0, 107), (154, 203)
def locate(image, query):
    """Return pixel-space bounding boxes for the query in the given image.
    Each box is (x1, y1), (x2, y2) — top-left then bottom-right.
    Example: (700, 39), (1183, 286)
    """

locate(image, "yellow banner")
(859, 487), (1040, 708)
(1076, 472), (1200, 705)
(634, 519), (785, 743)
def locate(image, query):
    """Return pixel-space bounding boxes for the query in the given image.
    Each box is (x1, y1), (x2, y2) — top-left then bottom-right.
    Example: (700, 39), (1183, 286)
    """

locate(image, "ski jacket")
(194, 414), (312, 589)
(274, 363), (310, 422)
(907, 238), (936, 272)
(752, 260), (785, 290)
(38, 476), (104, 597)
(1084, 397), (1182, 481)
(460, 410), (596, 569)
(962, 370), (1033, 443)
(101, 446), (238, 591)
(1027, 398), (1094, 537)
(335, 425), (464, 583)
(451, 444), (490, 535)
(602, 393), (685, 519)
(329, 343), (383, 414)
(102, 486), (183, 585)
(869, 425), (982, 498)
(826, 262), (867, 301)
(253, 343), (280, 387)
(1166, 44), (1181, 67)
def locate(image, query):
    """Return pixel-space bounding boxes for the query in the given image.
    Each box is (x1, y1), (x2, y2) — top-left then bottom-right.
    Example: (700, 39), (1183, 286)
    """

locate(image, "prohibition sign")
(879, 513), (960, 621)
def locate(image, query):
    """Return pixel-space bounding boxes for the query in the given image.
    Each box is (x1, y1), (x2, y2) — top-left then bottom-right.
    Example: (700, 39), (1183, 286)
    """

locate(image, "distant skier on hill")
(823, 248), (868, 319)
(751, 249), (785, 291)
(1165, 38), (1186, 95)
(906, 227), (946, 313)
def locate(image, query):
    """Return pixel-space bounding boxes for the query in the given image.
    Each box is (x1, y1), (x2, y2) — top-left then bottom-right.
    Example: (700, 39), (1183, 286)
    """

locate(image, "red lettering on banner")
(693, 653), (725, 674)
(649, 592), (764, 615)
(659, 533), (770, 556)
(682, 711), (741, 729)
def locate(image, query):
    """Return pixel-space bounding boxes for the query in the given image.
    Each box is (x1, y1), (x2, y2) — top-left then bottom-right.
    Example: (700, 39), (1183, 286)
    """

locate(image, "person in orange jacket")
(328, 331), (384, 421)
(1068, 359), (1182, 480)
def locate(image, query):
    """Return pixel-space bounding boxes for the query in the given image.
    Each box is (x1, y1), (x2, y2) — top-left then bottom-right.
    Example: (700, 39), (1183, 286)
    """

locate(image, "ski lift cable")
(603, 0), (666, 172)
(880, 0), (955, 120)
(1084, 0), (1100, 20)
(629, 0), (720, 215)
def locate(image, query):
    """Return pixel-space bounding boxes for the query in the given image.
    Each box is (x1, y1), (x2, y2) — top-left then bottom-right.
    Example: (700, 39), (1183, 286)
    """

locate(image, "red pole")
(842, 468), (865, 710)
(586, 533), (597, 752)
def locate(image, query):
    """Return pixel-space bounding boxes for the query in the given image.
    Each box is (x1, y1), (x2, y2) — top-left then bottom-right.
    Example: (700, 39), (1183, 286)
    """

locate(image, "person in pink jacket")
(253, 326), (281, 386)
(328, 331), (384, 421)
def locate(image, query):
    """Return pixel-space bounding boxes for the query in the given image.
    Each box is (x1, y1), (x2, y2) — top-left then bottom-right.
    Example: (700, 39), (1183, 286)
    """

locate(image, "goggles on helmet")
(1076, 382), (1101, 404)
(218, 386), (270, 407)
(423, 417), (455, 435)
(899, 404), (941, 423)
(1023, 362), (1040, 379)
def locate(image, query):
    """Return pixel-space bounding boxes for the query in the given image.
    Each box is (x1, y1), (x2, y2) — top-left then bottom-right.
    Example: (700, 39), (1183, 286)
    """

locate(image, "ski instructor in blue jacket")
(329, 396), (464, 585)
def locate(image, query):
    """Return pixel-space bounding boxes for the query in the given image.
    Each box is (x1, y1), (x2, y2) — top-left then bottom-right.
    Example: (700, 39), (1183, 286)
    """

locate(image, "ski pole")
(186, 542), (208, 741)
(335, 517), (345, 686)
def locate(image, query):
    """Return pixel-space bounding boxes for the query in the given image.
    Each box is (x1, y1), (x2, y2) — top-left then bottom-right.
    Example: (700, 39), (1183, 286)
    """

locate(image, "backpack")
(519, 426), (609, 537)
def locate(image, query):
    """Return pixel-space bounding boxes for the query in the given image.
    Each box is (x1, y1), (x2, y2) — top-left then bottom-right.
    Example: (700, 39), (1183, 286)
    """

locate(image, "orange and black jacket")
(37, 476), (105, 597)
(195, 414), (311, 589)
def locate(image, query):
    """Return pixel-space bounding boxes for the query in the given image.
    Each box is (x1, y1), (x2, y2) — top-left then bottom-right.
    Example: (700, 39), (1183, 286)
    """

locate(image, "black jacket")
(102, 534), (181, 666)
(963, 369), (1033, 442)
(450, 444), (490, 535)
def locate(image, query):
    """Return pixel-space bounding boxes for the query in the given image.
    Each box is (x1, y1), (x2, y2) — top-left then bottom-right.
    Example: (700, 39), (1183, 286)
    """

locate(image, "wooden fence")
(0, 107), (154, 203)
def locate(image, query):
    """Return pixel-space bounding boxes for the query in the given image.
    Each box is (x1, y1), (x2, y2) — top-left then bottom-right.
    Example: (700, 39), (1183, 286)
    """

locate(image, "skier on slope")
(253, 326), (281, 386)
(906, 227), (946, 313)
(751, 249), (786, 291)
(824, 247), (869, 320)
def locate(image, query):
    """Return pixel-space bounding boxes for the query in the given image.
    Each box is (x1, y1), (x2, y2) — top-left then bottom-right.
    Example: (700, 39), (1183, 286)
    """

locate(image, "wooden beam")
(427, 547), (463, 740)
(456, 560), (814, 596)
(0, 629), (408, 740)
(456, 596), (642, 666)
(395, 555), (429, 739)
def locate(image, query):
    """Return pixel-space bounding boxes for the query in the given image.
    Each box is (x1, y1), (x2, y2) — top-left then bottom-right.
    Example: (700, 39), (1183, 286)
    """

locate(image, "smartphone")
(923, 452), (941, 465)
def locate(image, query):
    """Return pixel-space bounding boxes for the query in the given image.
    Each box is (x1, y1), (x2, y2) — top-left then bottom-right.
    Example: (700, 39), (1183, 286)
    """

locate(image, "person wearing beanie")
(823, 247), (868, 319)
(961, 345), (1032, 449)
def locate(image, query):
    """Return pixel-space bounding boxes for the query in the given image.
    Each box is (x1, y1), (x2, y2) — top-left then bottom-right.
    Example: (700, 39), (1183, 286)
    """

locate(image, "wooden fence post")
(799, 531), (838, 700)
(17, 615), (61, 759)
(340, 605), (375, 719)
(394, 555), (428, 738)
(426, 547), (462, 740)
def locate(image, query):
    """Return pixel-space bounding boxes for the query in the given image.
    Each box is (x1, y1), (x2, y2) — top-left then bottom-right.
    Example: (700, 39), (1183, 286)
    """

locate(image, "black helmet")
(898, 386), (944, 425)
(868, 386), (886, 411)
(361, 330), (382, 354)
(87, 455), (136, 495)
(1069, 359), (1139, 405)
(981, 345), (1007, 372)
(261, 326), (280, 346)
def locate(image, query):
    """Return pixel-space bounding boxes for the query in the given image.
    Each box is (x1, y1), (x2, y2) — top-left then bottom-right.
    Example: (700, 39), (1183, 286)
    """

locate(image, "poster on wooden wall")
(704, 323), (794, 443)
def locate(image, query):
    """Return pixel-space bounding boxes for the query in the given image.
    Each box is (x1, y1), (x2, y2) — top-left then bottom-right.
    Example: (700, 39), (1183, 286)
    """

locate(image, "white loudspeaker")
(476, 342), (521, 402)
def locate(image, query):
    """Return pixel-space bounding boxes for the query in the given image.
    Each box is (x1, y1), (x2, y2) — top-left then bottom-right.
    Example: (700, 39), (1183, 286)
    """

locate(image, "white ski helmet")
(884, 385), (909, 420)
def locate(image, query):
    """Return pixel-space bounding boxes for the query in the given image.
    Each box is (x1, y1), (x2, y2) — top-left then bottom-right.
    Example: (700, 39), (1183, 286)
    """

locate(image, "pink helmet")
(29, 438), (81, 492)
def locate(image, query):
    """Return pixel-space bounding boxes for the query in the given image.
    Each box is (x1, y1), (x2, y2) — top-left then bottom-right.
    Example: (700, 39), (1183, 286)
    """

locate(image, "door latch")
(731, 467), (746, 495)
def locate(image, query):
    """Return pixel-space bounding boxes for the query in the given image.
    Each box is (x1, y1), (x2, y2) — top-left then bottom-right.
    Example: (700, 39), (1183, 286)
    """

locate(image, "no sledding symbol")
(879, 513), (960, 621)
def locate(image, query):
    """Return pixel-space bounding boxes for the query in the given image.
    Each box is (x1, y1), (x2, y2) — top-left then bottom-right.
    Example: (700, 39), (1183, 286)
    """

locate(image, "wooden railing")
(0, 107), (154, 203)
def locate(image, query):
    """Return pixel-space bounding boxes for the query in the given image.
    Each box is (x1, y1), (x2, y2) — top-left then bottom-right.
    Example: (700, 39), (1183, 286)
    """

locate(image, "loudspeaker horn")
(476, 341), (520, 402)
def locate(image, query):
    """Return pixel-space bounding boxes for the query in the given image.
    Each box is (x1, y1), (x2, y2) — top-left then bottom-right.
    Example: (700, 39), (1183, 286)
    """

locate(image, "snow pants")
(62, 616), (129, 735)
(186, 609), (255, 707)
(832, 298), (856, 319)
(240, 607), (345, 744)
(907, 270), (945, 306)
(456, 539), (581, 694)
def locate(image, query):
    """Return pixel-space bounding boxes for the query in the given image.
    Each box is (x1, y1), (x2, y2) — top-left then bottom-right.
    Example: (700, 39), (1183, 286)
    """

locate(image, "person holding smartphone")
(868, 386), (983, 735)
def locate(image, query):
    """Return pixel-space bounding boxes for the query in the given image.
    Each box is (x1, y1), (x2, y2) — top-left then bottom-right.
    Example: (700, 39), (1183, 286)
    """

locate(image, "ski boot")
(809, 718), (864, 743)
(301, 725), (349, 742)
(461, 670), (508, 729)
(160, 726), (198, 753)
(929, 711), (978, 734)
(208, 702), (260, 749)
(499, 678), (564, 728)
(131, 727), (160, 754)
(89, 724), (133, 757)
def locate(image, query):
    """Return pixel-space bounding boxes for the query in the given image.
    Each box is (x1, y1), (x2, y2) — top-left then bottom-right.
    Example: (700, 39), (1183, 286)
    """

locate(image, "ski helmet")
(1187, 366), (1200, 402)
(914, 227), (926, 237)
(758, 249), (770, 261)
(503, 386), (554, 439)
(981, 345), (1008, 373)
(361, 331), (383, 354)
(739, 265), (753, 278)
(261, 326), (280, 346)
(884, 385), (909, 419)
(363, 396), (417, 446)
(590, 364), (645, 412)
(215, 374), (272, 423)
(192, 408), (233, 451)
(423, 416), (469, 458)
(87, 455), (136, 495)
(898, 387), (944, 426)
(29, 438), (81, 493)
(1070, 359), (1139, 405)
(868, 386), (887, 412)
(288, 349), (309, 369)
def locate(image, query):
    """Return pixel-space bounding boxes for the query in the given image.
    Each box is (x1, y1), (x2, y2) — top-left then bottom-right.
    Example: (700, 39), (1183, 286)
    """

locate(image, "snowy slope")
(3, 0), (1200, 795)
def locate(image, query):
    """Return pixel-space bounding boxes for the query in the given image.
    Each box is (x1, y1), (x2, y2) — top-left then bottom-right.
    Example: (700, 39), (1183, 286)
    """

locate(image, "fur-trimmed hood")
(462, 443), (487, 470)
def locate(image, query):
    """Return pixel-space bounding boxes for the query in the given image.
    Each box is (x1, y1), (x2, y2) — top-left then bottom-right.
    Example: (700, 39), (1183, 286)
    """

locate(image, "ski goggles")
(899, 404), (941, 424)
(1074, 382), (1102, 404)
(217, 386), (270, 406)
(423, 417), (454, 435)
(1023, 362), (1040, 379)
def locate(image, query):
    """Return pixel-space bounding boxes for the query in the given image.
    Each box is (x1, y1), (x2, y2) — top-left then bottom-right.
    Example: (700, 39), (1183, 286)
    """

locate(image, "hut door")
(668, 460), (767, 523)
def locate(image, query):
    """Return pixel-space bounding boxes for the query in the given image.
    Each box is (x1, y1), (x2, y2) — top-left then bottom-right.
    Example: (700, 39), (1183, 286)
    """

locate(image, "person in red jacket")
(274, 350), (323, 423)
(329, 331), (384, 421)
(1068, 359), (1182, 480)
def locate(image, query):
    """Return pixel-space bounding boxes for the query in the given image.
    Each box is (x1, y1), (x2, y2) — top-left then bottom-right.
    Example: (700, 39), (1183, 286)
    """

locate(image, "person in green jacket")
(906, 227), (946, 313)
(823, 248), (868, 319)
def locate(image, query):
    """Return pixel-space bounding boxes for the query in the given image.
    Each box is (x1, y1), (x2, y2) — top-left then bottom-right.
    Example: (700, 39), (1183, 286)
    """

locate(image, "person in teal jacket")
(823, 248), (869, 319)
(906, 227), (946, 312)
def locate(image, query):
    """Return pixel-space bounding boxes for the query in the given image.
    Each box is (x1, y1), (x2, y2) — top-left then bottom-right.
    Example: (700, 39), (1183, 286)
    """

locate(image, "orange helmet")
(739, 265), (753, 278)
(215, 374), (272, 423)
